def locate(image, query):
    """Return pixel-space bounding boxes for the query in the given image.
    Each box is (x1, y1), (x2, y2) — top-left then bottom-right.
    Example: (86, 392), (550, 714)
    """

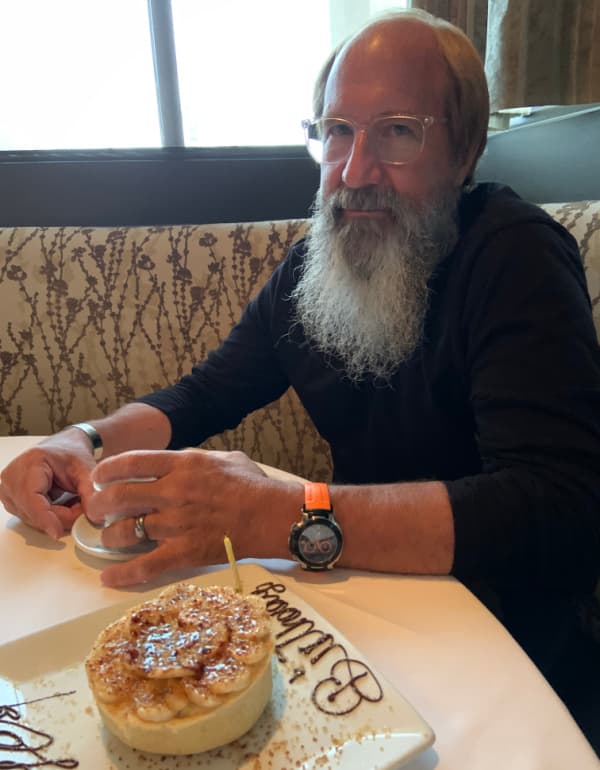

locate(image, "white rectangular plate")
(0, 564), (434, 769)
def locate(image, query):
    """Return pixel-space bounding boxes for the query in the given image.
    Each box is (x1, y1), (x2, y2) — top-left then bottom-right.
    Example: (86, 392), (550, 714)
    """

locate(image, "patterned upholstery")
(541, 200), (600, 334)
(1, 200), (599, 483)
(0, 220), (330, 481)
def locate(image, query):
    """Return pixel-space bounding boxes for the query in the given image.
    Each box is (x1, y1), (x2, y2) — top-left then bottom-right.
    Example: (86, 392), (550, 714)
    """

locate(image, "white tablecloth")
(0, 436), (597, 769)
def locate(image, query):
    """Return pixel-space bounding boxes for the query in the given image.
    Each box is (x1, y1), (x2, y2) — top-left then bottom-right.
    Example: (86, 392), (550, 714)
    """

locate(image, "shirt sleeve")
(446, 218), (600, 592)
(136, 249), (299, 449)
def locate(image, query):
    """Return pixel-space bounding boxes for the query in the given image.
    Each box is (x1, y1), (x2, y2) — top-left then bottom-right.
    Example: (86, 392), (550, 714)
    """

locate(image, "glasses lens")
(303, 118), (355, 164)
(302, 116), (428, 165)
(371, 116), (424, 163)
(303, 120), (323, 163)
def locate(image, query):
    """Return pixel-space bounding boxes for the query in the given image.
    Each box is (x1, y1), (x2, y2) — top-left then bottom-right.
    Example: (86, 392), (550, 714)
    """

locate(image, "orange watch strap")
(304, 481), (332, 512)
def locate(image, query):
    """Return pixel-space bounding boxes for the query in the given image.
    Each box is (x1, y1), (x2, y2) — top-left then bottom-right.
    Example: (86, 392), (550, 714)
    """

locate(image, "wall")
(475, 105), (600, 203)
(0, 106), (598, 227)
(0, 147), (320, 227)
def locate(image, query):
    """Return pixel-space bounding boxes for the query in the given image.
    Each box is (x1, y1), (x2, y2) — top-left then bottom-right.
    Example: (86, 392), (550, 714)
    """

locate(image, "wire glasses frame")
(302, 113), (447, 166)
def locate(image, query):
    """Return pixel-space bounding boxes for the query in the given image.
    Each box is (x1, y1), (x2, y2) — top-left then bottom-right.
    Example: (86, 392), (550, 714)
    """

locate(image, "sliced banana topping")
(229, 638), (270, 665)
(86, 619), (137, 704)
(228, 597), (272, 640)
(183, 678), (223, 708)
(202, 657), (253, 694)
(131, 679), (188, 723)
(85, 583), (273, 723)
(125, 612), (229, 678)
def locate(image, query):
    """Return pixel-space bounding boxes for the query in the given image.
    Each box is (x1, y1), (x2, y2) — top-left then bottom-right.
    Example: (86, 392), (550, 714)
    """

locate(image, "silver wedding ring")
(134, 514), (149, 542)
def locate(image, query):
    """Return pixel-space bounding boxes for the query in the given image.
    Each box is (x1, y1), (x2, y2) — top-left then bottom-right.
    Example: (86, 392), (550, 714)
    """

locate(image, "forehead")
(324, 20), (449, 119)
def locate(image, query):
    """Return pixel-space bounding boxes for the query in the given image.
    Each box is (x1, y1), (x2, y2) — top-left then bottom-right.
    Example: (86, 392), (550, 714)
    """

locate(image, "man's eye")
(326, 122), (353, 139)
(387, 122), (414, 137)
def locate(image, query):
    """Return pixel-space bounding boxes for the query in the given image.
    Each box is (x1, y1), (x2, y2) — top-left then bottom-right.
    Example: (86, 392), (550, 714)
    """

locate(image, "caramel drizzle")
(0, 691), (79, 768)
(252, 581), (383, 715)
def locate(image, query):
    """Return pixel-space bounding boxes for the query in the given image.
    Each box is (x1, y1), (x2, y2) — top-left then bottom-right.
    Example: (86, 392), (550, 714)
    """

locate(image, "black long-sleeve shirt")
(139, 184), (600, 595)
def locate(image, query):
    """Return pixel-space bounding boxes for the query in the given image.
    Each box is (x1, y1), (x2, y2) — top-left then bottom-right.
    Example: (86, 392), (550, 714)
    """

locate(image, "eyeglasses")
(301, 113), (446, 166)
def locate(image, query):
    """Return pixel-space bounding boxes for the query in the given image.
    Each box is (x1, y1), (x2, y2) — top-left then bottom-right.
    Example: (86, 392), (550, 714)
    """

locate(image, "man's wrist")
(69, 422), (103, 461)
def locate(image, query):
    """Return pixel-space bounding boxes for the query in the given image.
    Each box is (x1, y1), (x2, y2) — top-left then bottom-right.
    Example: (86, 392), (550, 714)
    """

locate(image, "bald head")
(328, 16), (449, 94)
(324, 19), (450, 128)
(313, 10), (489, 180)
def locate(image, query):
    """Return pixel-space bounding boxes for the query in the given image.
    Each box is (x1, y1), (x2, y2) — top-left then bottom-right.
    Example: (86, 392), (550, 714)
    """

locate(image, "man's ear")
(453, 152), (477, 187)
(454, 138), (487, 187)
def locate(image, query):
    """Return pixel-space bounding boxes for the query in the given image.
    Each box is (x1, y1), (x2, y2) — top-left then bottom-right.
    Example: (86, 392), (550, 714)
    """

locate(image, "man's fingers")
(87, 480), (160, 526)
(100, 540), (194, 588)
(92, 451), (179, 487)
(2, 480), (80, 539)
(101, 509), (194, 549)
(0, 438), (97, 542)
(53, 500), (85, 532)
(101, 514), (151, 549)
(0, 487), (18, 518)
(1, 484), (62, 538)
(20, 498), (65, 539)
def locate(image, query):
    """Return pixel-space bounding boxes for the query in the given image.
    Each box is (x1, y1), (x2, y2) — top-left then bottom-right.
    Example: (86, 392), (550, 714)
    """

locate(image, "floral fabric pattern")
(0, 201), (598, 481)
(541, 200), (600, 329)
(0, 220), (331, 481)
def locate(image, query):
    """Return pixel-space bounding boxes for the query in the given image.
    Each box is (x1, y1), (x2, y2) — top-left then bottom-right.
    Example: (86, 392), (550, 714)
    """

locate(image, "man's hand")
(0, 430), (97, 538)
(87, 449), (287, 588)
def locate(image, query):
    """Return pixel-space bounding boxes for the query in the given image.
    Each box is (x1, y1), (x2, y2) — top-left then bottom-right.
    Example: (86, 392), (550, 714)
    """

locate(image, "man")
(1, 10), (599, 731)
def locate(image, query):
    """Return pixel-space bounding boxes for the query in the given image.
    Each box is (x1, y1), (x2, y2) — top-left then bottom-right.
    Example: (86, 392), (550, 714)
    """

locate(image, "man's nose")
(341, 130), (383, 188)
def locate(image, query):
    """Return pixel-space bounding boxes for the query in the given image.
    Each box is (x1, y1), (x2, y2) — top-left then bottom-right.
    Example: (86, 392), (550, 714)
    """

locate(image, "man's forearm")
(249, 478), (455, 576)
(333, 480), (455, 574)
(77, 403), (172, 457)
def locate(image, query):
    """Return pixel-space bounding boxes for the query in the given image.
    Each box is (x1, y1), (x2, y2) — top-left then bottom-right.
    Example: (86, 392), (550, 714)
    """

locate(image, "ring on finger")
(134, 514), (149, 542)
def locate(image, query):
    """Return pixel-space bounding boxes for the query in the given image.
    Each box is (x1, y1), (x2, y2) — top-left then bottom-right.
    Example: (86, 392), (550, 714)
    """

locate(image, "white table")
(0, 436), (597, 769)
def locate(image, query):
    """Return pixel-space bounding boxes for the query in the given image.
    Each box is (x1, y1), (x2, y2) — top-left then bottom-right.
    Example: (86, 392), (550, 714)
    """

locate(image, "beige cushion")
(0, 221), (331, 481)
(1, 201), (598, 482)
(540, 200), (600, 339)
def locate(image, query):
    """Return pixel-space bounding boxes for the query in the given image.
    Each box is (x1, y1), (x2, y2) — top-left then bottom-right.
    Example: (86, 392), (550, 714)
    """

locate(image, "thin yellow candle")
(223, 535), (243, 594)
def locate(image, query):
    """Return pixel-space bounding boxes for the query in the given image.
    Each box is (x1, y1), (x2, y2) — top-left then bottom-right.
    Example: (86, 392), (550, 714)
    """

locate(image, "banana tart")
(85, 583), (274, 754)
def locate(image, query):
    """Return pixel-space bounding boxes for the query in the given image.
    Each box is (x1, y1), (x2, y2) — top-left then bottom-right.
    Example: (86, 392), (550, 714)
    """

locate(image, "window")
(0, 0), (409, 152)
(0, 0), (159, 151)
(171, 0), (331, 147)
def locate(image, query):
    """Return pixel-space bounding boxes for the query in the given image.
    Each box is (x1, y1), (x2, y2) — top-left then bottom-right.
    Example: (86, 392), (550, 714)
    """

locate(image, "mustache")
(318, 187), (419, 227)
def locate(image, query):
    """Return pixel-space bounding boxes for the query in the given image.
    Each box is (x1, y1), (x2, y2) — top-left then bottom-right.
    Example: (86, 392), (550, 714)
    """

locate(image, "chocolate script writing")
(0, 690), (79, 768)
(252, 581), (383, 715)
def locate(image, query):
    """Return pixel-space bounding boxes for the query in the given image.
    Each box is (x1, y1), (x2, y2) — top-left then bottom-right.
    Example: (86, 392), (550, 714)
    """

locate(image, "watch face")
(298, 521), (340, 566)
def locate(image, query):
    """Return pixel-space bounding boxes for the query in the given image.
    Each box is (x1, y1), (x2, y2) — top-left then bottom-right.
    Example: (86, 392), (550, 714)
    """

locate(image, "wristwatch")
(289, 482), (343, 571)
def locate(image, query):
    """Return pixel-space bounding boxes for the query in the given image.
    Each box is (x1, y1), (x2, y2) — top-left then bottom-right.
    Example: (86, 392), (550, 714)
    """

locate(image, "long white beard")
(290, 186), (459, 383)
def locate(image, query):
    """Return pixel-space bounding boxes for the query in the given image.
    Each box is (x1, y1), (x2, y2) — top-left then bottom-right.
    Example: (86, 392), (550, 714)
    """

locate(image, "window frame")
(0, 145), (320, 226)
